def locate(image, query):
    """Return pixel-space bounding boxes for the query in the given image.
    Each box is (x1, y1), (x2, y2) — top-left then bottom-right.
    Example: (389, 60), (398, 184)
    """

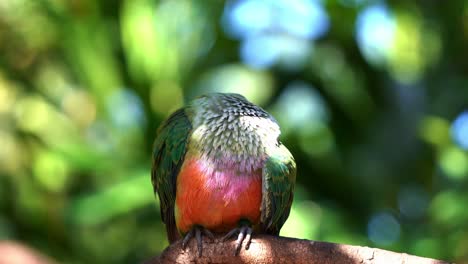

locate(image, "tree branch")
(144, 235), (451, 264)
(0, 241), (57, 264)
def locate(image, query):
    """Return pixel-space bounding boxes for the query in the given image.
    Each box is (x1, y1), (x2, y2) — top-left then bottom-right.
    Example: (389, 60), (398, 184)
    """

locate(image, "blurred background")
(0, 0), (467, 263)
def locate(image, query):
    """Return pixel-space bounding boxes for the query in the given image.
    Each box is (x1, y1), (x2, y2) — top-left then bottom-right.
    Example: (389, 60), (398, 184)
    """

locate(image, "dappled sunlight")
(238, 236), (271, 263)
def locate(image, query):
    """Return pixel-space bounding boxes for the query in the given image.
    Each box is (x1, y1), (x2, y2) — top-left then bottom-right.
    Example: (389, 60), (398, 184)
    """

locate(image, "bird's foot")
(222, 221), (253, 255)
(182, 225), (215, 257)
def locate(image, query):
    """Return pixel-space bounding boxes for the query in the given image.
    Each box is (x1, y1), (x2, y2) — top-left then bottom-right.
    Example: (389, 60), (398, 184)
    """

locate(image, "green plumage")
(151, 93), (296, 244)
(261, 144), (296, 234)
(151, 109), (191, 243)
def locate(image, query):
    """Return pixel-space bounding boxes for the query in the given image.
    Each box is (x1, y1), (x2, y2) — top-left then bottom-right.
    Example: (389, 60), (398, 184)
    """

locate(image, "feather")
(151, 109), (192, 243)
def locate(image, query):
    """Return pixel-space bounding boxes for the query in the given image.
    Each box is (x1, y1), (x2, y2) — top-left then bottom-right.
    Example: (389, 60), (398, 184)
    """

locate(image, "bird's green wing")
(260, 143), (296, 235)
(151, 109), (191, 243)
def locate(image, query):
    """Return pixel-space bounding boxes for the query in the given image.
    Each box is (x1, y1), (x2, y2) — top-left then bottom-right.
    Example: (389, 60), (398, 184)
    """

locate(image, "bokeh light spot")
(273, 82), (328, 133)
(106, 89), (146, 129)
(0, 131), (23, 173)
(398, 185), (429, 220)
(451, 111), (468, 150)
(298, 123), (334, 156)
(33, 151), (70, 193)
(121, 0), (159, 82)
(223, 0), (272, 39)
(411, 238), (443, 260)
(367, 211), (401, 246)
(62, 89), (96, 128)
(35, 61), (72, 103)
(223, 0), (329, 40)
(0, 131), (14, 164)
(275, 0), (329, 40)
(430, 190), (468, 227)
(192, 64), (274, 105)
(122, 0), (214, 82)
(355, 4), (395, 66)
(419, 116), (451, 148)
(388, 10), (441, 84)
(438, 146), (468, 180)
(14, 96), (51, 134)
(86, 122), (115, 154)
(0, 76), (18, 114)
(240, 34), (312, 70)
(223, 0), (328, 70)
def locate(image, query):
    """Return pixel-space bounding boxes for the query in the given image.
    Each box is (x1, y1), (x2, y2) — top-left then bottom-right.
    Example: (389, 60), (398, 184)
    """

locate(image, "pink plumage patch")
(175, 156), (262, 233)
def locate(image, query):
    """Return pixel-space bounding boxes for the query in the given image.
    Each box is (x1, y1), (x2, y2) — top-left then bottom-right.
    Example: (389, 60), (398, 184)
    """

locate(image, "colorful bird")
(151, 93), (296, 256)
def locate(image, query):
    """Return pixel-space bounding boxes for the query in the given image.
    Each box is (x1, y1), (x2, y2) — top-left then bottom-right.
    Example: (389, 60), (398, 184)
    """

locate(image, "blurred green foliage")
(0, 0), (467, 263)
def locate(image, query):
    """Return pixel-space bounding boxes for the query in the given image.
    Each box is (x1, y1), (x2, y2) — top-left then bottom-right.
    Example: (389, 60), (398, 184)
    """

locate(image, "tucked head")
(187, 93), (281, 172)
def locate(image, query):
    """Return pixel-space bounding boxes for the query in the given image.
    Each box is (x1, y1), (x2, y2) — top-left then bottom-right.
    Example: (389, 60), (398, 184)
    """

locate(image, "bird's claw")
(222, 225), (253, 255)
(182, 226), (214, 257)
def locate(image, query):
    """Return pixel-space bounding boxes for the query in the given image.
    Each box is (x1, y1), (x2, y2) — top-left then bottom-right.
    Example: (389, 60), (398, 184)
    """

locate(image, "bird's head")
(188, 93), (281, 172)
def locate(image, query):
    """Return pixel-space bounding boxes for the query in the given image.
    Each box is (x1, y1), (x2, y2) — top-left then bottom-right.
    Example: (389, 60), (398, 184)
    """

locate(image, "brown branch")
(0, 241), (57, 264)
(144, 235), (452, 264)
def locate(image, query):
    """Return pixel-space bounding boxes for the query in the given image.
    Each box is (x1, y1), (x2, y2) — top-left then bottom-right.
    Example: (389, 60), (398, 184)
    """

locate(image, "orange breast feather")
(175, 157), (262, 233)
